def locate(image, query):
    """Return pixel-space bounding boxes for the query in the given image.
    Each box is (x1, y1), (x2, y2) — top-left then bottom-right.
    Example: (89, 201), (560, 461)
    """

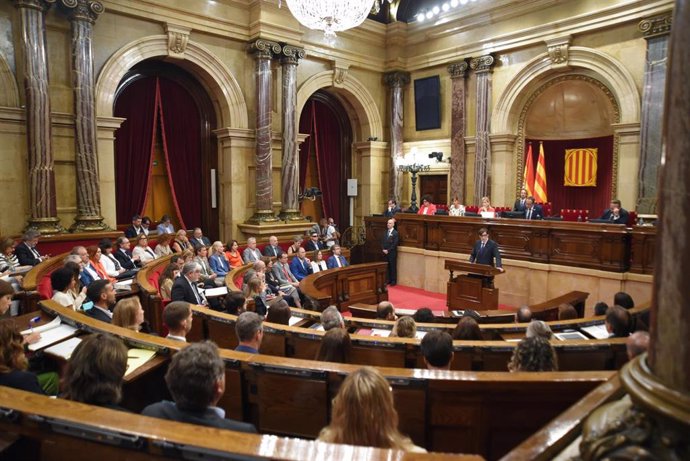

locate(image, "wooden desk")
(299, 262), (388, 310)
(445, 261), (503, 310)
(365, 215), (649, 273)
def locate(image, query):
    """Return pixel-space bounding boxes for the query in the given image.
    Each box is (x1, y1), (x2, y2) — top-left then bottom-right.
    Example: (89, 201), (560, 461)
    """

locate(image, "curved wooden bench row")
(0, 387), (477, 461)
(19, 252), (70, 314)
(37, 299), (613, 459)
(189, 305), (631, 372)
(135, 254), (175, 333)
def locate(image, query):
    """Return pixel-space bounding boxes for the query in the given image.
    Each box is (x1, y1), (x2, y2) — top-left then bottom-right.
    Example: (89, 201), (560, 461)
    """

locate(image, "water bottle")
(577, 214), (582, 222)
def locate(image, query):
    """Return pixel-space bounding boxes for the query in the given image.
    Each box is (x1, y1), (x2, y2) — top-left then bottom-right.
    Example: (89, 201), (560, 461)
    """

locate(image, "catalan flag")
(564, 148), (598, 187)
(534, 142), (548, 203)
(522, 143), (535, 197)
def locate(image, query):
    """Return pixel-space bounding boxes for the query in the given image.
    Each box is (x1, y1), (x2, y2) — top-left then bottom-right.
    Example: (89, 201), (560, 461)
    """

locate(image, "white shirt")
(52, 290), (86, 311)
(132, 246), (157, 264)
(311, 261), (328, 273)
(101, 254), (121, 277)
(93, 305), (113, 319)
(166, 334), (187, 342)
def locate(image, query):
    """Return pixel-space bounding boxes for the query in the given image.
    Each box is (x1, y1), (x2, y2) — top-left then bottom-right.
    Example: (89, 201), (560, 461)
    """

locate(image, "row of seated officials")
(384, 193), (637, 225)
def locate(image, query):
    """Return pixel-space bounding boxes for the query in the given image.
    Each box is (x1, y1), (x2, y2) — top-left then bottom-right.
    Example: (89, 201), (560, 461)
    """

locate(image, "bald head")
(626, 331), (650, 360)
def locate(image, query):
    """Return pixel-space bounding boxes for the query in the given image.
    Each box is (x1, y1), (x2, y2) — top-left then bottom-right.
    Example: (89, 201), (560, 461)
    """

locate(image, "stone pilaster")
(59, 0), (109, 232)
(383, 71), (410, 204)
(636, 13), (673, 214)
(246, 39), (281, 224)
(469, 55), (495, 205)
(14, 0), (64, 234)
(278, 44), (306, 222)
(448, 60), (469, 203)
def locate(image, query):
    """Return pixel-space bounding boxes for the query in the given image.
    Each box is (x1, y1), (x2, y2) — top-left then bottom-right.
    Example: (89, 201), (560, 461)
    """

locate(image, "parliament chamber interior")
(0, 0), (688, 460)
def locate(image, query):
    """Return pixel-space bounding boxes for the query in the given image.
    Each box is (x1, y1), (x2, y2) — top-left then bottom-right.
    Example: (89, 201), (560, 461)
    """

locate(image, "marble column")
(60, 0), (109, 232)
(383, 71), (410, 204)
(278, 44), (306, 222)
(579, 3), (689, 458)
(636, 13), (672, 215)
(14, 0), (63, 234)
(470, 55), (495, 205)
(247, 39), (281, 223)
(448, 60), (469, 203)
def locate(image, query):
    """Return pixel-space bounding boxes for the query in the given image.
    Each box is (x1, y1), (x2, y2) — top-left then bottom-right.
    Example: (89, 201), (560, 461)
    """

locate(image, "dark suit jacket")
(0, 369), (44, 394)
(290, 257), (312, 281)
(114, 249), (137, 270)
(189, 236), (211, 248)
(523, 205), (543, 220)
(15, 242), (41, 266)
(469, 239), (502, 268)
(85, 306), (113, 324)
(124, 225), (143, 238)
(381, 229), (399, 252)
(513, 198), (527, 212)
(171, 276), (202, 305)
(600, 208), (629, 225)
(262, 245), (283, 258)
(326, 255), (348, 269)
(142, 401), (257, 433)
(304, 240), (323, 252)
(383, 206), (401, 217)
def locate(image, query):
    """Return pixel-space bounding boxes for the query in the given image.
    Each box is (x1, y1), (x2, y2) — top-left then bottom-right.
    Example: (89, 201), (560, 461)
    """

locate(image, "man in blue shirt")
(290, 247), (313, 281)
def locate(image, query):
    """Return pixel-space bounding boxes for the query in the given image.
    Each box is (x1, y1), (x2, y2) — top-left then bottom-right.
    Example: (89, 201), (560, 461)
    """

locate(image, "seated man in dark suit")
(512, 188), (528, 212)
(113, 236), (140, 270)
(289, 247), (312, 281)
(262, 235), (283, 258)
(383, 199), (401, 218)
(84, 279), (116, 323)
(171, 262), (207, 306)
(15, 230), (47, 267)
(599, 199), (629, 225)
(420, 331), (454, 371)
(142, 341), (257, 433)
(124, 214), (144, 238)
(326, 245), (348, 269)
(304, 231), (324, 252)
(189, 227), (211, 248)
(605, 305), (631, 338)
(523, 196), (543, 220)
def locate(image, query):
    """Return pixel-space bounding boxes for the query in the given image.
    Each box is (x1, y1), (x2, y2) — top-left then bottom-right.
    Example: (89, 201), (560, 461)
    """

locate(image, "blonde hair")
(391, 316), (416, 338)
(318, 367), (416, 450)
(112, 297), (143, 331)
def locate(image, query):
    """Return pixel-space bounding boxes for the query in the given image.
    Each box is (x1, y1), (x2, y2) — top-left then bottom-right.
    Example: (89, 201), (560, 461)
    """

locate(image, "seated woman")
(417, 195), (437, 216)
(51, 266), (87, 310)
(310, 250), (328, 273)
(193, 245), (219, 287)
(265, 299), (291, 325)
(154, 233), (174, 258)
(265, 258), (300, 308)
(63, 333), (129, 411)
(525, 320), (553, 340)
(224, 240), (244, 268)
(452, 316), (483, 340)
(131, 234), (157, 265)
(156, 214), (175, 234)
(171, 229), (190, 253)
(87, 245), (115, 282)
(0, 237), (24, 315)
(478, 196), (496, 214)
(390, 316), (416, 338)
(318, 367), (425, 452)
(315, 328), (351, 363)
(158, 263), (179, 301)
(508, 336), (558, 372)
(98, 239), (129, 279)
(448, 197), (465, 217)
(209, 241), (230, 279)
(286, 235), (303, 256)
(0, 322), (45, 394)
(112, 297), (151, 334)
(243, 276), (278, 317)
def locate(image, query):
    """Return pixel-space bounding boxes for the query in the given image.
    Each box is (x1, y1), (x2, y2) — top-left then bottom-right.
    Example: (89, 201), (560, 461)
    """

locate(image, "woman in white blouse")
(310, 250), (328, 273)
(99, 239), (126, 279)
(448, 197), (465, 217)
(131, 234), (157, 265)
(50, 266), (87, 310)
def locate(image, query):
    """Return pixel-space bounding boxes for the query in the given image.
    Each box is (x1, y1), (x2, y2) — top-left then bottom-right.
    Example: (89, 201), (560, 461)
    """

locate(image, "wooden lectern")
(444, 260), (504, 311)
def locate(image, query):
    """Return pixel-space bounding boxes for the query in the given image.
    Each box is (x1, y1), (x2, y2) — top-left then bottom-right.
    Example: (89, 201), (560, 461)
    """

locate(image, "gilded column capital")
(448, 60), (469, 79)
(469, 55), (495, 74)
(13, 0), (56, 12)
(280, 44), (305, 65)
(248, 39), (281, 60)
(383, 71), (410, 88)
(58, 0), (104, 23)
(639, 13), (672, 39)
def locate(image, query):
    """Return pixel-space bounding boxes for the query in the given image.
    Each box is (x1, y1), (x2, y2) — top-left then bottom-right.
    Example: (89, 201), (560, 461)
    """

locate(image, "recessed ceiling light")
(442, 3), (450, 12)
(416, 12), (425, 22)
(432, 5), (440, 14)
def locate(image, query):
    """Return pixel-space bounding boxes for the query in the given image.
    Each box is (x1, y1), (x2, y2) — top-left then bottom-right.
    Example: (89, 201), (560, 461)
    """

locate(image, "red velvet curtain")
(157, 78), (202, 230)
(525, 136), (614, 215)
(114, 77), (157, 224)
(298, 99), (343, 221)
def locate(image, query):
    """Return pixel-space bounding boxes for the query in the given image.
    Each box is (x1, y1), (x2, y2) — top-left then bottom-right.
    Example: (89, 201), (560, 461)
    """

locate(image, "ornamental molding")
(165, 23), (191, 58)
(448, 60), (469, 79)
(545, 35), (571, 68)
(469, 55), (495, 74)
(639, 13), (672, 38)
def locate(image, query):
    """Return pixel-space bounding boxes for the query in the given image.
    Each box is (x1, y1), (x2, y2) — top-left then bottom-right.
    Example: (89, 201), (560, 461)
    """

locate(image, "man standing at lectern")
(469, 228), (504, 286)
(381, 219), (399, 286)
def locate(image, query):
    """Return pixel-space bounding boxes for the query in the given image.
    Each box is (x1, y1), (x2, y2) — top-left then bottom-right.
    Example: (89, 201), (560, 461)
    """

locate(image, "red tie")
(283, 265), (289, 279)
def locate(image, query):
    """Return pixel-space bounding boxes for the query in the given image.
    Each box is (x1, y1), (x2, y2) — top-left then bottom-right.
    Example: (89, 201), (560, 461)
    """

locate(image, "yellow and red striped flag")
(564, 148), (598, 187)
(522, 144), (535, 197)
(534, 142), (548, 203)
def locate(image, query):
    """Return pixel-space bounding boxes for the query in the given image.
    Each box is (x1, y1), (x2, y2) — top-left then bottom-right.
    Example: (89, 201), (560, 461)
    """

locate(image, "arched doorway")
(113, 60), (218, 238)
(298, 90), (353, 229)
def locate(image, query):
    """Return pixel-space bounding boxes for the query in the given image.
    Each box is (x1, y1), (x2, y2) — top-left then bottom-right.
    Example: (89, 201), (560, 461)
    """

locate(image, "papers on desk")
(114, 279), (134, 291)
(554, 330), (589, 341)
(125, 348), (157, 377)
(395, 308), (417, 316)
(44, 337), (82, 360)
(370, 329), (391, 337)
(309, 323), (325, 331)
(581, 324), (609, 339)
(415, 331), (427, 339)
(20, 317), (78, 351)
(204, 286), (228, 298)
(451, 310), (465, 317)
(288, 316), (302, 327)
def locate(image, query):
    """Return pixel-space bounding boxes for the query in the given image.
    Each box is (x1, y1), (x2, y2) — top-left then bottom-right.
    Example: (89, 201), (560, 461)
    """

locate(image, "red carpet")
(387, 285), (447, 312)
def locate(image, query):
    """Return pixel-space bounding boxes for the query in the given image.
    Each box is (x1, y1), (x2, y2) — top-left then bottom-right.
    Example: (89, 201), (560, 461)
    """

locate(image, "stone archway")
(0, 52), (19, 107)
(490, 47), (640, 208)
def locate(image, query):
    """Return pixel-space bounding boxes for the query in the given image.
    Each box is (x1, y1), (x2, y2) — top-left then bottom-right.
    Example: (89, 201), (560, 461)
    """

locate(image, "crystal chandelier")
(284, 0), (376, 38)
